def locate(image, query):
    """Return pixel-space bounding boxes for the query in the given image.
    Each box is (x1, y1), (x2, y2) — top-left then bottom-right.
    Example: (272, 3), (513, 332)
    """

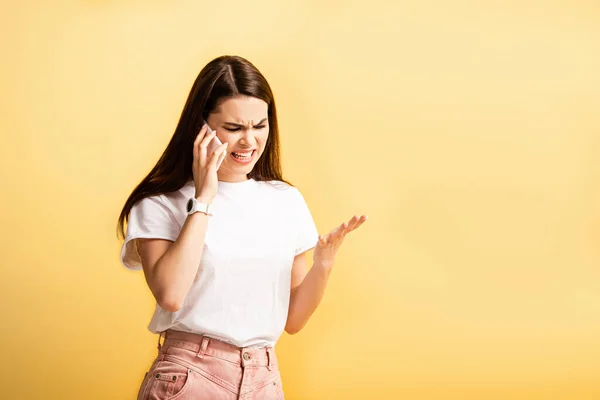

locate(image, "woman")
(117, 55), (367, 400)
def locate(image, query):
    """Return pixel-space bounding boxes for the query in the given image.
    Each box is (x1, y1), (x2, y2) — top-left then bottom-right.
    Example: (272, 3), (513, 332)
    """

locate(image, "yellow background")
(2, 0), (600, 399)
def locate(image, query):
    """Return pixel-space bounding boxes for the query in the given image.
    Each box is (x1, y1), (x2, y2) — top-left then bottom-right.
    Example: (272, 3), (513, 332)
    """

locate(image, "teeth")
(233, 151), (252, 158)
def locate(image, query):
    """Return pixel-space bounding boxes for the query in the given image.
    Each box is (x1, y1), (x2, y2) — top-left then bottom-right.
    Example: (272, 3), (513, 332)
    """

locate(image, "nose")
(239, 128), (257, 145)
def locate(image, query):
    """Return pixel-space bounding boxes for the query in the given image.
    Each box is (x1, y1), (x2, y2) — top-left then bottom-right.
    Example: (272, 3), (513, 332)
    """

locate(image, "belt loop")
(157, 331), (165, 352)
(266, 347), (273, 371)
(196, 336), (210, 359)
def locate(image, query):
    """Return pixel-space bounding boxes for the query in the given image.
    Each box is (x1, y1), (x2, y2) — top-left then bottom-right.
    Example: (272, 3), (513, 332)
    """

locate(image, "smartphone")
(203, 120), (226, 169)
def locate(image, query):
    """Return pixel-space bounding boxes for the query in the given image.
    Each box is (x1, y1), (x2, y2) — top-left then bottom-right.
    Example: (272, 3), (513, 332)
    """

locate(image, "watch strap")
(187, 197), (213, 216)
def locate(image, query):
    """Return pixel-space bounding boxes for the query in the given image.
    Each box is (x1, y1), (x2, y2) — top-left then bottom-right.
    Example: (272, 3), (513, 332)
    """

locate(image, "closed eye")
(225, 125), (267, 132)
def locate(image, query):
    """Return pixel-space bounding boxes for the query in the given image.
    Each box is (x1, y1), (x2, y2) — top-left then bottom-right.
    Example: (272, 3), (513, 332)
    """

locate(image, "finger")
(200, 129), (217, 149)
(199, 131), (217, 165)
(341, 216), (358, 234)
(193, 126), (207, 162)
(325, 222), (346, 243)
(208, 142), (229, 169)
(345, 215), (368, 234)
(194, 124), (208, 161)
(210, 142), (229, 164)
(335, 221), (348, 239)
(200, 132), (217, 168)
(318, 234), (328, 246)
(354, 215), (368, 229)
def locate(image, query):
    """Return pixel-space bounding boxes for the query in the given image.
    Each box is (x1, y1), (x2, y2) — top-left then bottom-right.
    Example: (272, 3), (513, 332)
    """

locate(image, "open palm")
(313, 215), (368, 268)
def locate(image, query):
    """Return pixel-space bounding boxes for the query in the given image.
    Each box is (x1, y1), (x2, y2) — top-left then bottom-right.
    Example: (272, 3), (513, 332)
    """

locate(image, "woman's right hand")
(192, 124), (228, 203)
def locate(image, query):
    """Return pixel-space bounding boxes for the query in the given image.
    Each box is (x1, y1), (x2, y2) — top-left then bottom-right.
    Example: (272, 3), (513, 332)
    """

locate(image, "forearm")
(152, 211), (209, 311)
(286, 261), (333, 334)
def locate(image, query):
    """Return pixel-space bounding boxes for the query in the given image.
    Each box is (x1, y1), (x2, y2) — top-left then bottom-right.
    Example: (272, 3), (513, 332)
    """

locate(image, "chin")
(225, 163), (254, 175)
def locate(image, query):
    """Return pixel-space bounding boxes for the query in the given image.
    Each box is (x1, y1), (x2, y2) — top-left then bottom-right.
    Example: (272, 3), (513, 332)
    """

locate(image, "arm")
(285, 252), (333, 334)
(136, 123), (228, 313)
(285, 214), (368, 334)
(138, 210), (210, 313)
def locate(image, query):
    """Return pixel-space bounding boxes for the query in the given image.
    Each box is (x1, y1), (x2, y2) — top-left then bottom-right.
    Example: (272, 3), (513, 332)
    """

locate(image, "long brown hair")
(117, 55), (291, 240)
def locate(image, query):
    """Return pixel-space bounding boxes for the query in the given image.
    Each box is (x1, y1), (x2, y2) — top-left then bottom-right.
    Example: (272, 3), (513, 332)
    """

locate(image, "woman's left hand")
(313, 215), (368, 269)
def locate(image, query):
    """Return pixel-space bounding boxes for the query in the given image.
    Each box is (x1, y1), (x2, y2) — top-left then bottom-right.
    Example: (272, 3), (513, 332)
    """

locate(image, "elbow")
(161, 302), (181, 313)
(285, 326), (299, 335)
(157, 292), (183, 313)
(285, 322), (304, 335)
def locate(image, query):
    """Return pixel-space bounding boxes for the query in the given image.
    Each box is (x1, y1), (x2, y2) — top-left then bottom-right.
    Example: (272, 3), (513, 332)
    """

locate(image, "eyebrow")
(223, 118), (268, 127)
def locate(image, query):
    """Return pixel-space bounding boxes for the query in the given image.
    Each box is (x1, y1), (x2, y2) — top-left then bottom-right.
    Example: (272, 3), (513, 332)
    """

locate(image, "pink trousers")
(137, 329), (285, 400)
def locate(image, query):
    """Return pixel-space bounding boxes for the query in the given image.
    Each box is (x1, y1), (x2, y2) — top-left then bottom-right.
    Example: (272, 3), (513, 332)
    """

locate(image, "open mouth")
(231, 150), (256, 163)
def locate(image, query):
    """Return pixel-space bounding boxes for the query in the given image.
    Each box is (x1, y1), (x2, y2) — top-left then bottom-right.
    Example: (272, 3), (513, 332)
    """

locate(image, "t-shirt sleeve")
(120, 195), (180, 270)
(291, 188), (320, 256)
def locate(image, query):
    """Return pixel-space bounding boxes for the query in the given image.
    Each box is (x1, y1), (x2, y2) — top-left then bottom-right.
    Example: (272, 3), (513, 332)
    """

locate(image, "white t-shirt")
(120, 178), (319, 348)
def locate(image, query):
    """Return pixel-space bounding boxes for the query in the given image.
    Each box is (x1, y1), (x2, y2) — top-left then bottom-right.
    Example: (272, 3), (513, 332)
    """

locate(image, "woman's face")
(206, 95), (269, 182)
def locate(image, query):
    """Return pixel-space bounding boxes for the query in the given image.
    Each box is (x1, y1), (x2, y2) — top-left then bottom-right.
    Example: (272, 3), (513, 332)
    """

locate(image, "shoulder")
(257, 180), (304, 199)
(132, 194), (165, 211)
(257, 181), (313, 214)
(129, 195), (175, 224)
(132, 183), (191, 219)
(160, 182), (194, 210)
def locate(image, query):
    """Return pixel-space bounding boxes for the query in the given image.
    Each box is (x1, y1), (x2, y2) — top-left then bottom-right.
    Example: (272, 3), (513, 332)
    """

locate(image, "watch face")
(187, 198), (193, 212)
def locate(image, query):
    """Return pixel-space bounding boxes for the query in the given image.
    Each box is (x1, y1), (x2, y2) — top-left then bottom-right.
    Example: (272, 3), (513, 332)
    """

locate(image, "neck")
(217, 172), (250, 183)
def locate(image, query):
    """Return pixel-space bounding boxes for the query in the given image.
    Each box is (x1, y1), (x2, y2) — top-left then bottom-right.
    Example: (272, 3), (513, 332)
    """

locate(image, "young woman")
(117, 55), (367, 400)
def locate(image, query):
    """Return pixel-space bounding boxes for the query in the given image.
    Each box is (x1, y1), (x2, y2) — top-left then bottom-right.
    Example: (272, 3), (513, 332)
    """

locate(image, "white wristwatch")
(186, 197), (213, 216)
